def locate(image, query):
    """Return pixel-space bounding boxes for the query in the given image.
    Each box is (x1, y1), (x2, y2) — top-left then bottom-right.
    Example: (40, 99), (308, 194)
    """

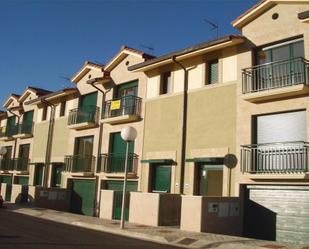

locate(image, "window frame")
(160, 72), (172, 95)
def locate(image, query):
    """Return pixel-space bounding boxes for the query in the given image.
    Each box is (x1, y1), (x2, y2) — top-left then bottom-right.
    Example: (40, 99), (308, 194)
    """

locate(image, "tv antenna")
(204, 18), (219, 38)
(59, 76), (72, 89)
(140, 44), (155, 55)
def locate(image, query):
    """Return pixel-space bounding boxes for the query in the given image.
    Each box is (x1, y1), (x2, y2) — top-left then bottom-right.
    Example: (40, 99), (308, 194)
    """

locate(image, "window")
(207, 60), (219, 84)
(160, 72), (171, 95)
(60, 101), (66, 117)
(42, 106), (47, 121)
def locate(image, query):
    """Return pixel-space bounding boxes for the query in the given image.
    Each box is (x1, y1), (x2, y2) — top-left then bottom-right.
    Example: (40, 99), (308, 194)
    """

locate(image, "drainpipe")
(87, 78), (111, 217)
(171, 56), (188, 195)
(41, 99), (56, 188)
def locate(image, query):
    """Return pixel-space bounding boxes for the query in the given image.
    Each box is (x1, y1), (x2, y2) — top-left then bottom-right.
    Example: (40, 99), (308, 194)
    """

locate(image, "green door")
(197, 164), (223, 196)
(2, 146), (12, 170)
(78, 92), (97, 123)
(105, 180), (137, 220)
(34, 164), (44, 186)
(109, 132), (134, 172)
(18, 144), (30, 171)
(51, 164), (63, 187)
(70, 179), (95, 216)
(6, 116), (16, 136)
(1, 175), (12, 201)
(114, 81), (138, 116)
(22, 111), (34, 133)
(16, 176), (29, 203)
(17, 176), (29, 186)
(151, 165), (171, 193)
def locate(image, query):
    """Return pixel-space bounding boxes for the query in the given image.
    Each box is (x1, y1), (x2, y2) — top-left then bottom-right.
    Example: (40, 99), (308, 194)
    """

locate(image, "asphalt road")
(0, 209), (180, 249)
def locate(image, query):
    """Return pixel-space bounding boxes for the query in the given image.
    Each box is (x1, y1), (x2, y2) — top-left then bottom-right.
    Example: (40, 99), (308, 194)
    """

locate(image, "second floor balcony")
(0, 158), (14, 171)
(98, 153), (138, 176)
(242, 57), (309, 102)
(64, 155), (95, 174)
(68, 106), (99, 130)
(101, 95), (142, 125)
(12, 121), (34, 139)
(241, 141), (309, 176)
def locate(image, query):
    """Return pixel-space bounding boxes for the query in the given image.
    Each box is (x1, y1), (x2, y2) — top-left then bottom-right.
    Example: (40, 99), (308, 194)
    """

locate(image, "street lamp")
(0, 147), (7, 158)
(120, 126), (137, 229)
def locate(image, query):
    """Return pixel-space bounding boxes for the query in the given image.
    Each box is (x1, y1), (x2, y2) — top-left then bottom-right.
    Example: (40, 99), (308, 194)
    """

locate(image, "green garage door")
(70, 179), (95, 216)
(151, 165), (171, 193)
(105, 180), (137, 220)
(244, 185), (309, 244)
(1, 175), (12, 201)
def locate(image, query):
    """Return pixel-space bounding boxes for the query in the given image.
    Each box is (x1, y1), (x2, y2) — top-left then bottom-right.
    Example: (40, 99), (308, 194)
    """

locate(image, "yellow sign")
(110, 100), (121, 110)
(1, 127), (5, 133)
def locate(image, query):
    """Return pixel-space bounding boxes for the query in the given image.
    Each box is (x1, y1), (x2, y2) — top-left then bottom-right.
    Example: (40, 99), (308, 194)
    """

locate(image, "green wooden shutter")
(208, 60), (218, 84)
(152, 165), (171, 193)
(79, 92), (97, 111)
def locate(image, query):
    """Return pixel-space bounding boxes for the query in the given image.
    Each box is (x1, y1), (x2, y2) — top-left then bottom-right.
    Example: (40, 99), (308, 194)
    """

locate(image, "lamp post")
(0, 147), (7, 158)
(120, 126), (137, 229)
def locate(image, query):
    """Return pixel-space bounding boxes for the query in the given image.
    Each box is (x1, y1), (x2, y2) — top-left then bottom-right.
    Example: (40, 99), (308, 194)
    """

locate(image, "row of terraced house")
(0, 0), (309, 244)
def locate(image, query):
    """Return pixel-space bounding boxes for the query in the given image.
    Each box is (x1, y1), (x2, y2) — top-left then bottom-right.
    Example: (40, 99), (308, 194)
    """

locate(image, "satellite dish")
(0, 147), (7, 156)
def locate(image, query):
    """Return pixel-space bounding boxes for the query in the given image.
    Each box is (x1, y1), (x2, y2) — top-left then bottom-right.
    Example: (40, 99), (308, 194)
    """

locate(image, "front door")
(34, 164), (44, 186)
(70, 179), (96, 216)
(151, 165), (171, 193)
(1, 175), (12, 201)
(109, 132), (134, 172)
(51, 163), (63, 187)
(105, 180), (137, 220)
(196, 163), (223, 196)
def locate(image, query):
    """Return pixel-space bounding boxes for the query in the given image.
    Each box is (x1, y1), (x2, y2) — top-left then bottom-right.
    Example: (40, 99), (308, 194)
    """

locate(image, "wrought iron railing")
(0, 158), (14, 171)
(98, 153), (138, 173)
(68, 106), (99, 125)
(12, 158), (30, 171)
(0, 126), (17, 137)
(242, 57), (309, 94)
(13, 121), (34, 135)
(102, 95), (142, 119)
(64, 155), (95, 173)
(241, 141), (309, 173)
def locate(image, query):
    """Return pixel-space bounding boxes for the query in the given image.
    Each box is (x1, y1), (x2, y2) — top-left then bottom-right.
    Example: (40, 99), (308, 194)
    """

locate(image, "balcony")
(101, 95), (142, 125)
(0, 126), (16, 141)
(242, 57), (309, 102)
(98, 153), (138, 177)
(68, 106), (99, 130)
(241, 141), (309, 178)
(0, 158), (14, 171)
(12, 158), (30, 172)
(12, 121), (34, 139)
(64, 155), (95, 174)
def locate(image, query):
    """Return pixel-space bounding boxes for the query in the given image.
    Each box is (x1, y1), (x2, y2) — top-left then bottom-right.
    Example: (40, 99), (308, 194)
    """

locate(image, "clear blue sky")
(0, 0), (259, 107)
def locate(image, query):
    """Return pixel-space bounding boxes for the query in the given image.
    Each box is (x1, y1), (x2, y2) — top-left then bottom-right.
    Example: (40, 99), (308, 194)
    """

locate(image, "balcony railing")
(102, 95), (142, 119)
(98, 153), (138, 173)
(0, 126), (17, 138)
(12, 158), (30, 171)
(64, 155), (95, 173)
(68, 106), (99, 126)
(0, 158), (14, 171)
(13, 121), (34, 135)
(242, 57), (309, 94)
(241, 141), (309, 173)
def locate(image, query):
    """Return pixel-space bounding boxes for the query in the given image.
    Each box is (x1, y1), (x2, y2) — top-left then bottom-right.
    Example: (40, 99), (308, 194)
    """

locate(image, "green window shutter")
(208, 60), (218, 84)
(79, 92), (97, 112)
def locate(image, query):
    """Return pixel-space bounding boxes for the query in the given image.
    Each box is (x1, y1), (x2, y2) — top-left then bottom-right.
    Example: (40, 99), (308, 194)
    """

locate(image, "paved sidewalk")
(4, 203), (309, 249)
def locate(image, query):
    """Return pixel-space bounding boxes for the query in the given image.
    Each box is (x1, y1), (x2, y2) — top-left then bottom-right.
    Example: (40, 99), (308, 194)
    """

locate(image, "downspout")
(41, 99), (56, 188)
(87, 79), (111, 217)
(171, 56), (188, 195)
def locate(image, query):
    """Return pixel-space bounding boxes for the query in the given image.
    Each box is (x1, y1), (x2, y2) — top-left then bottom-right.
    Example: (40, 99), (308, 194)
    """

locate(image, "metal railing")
(102, 95), (142, 119)
(12, 158), (30, 171)
(64, 155), (95, 173)
(0, 158), (14, 171)
(13, 121), (34, 135)
(242, 57), (309, 94)
(68, 106), (99, 125)
(98, 153), (138, 173)
(0, 126), (17, 137)
(241, 141), (309, 173)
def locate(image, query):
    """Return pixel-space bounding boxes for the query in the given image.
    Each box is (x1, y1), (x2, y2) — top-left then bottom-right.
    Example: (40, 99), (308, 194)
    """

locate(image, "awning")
(140, 159), (176, 165)
(186, 157), (224, 164)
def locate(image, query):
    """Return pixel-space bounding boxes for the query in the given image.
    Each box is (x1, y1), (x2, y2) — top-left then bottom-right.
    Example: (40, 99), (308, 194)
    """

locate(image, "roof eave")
(25, 89), (78, 105)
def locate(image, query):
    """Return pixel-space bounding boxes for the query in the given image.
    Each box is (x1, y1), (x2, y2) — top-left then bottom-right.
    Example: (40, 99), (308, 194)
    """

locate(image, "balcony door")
(109, 132), (134, 172)
(18, 144), (30, 171)
(22, 111), (33, 133)
(2, 146), (12, 170)
(6, 116), (16, 136)
(114, 81), (138, 116)
(74, 136), (94, 172)
(78, 92), (97, 122)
